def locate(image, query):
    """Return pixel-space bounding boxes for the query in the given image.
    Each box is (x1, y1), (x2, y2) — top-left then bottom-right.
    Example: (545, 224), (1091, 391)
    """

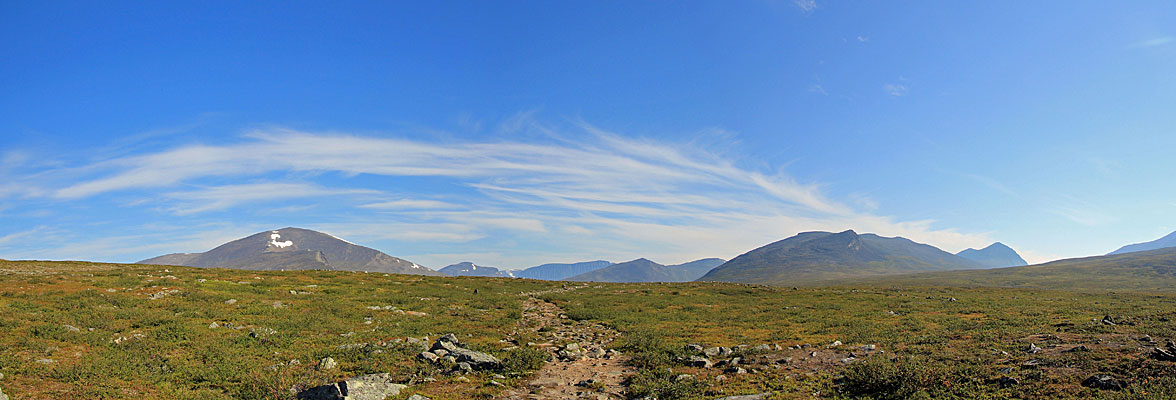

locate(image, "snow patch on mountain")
(269, 233), (294, 249)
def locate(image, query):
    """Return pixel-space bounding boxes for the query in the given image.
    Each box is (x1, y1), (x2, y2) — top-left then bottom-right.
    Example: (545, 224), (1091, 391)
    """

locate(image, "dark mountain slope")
(566, 258), (725, 283)
(699, 230), (985, 285)
(669, 258), (726, 281)
(439, 262), (513, 277)
(956, 242), (1028, 268)
(1109, 231), (1176, 255)
(514, 260), (613, 281)
(138, 227), (440, 275)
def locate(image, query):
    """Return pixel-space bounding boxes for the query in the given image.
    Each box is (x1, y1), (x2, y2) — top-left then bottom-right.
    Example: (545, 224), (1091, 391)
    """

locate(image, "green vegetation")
(2, 259), (1176, 399)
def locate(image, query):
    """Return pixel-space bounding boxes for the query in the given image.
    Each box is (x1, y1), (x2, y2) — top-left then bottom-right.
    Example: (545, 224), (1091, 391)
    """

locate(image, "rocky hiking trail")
(496, 293), (634, 400)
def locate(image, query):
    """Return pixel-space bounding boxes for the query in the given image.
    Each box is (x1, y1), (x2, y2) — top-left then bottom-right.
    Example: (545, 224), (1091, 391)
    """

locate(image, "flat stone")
(418, 352), (439, 363)
(714, 394), (769, 400)
(686, 356), (713, 368)
(1151, 347), (1176, 362)
(1082, 375), (1125, 390)
(297, 373), (407, 400)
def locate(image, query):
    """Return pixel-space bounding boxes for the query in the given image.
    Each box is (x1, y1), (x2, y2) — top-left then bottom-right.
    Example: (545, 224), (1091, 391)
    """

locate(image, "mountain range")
(566, 258), (725, 283)
(134, 226), (1176, 289)
(439, 262), (515, 278)
(700, 230), (994, 285)
(513, 260), (613, 280)
(955, 242), (1027, 268)
(1109, 231), (1176, 255)
(138, 227), (441, 275)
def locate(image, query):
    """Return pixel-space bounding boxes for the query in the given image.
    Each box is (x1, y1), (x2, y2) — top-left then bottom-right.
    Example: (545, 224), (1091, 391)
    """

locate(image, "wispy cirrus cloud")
(884, 83), (909, 97)
(161, 182), (377, 215)
(1047, 195), (1116, 227)
(360, 199), (457, 210)
(5, 119), (999, 267)
(793, 0), (817, 13)
(1129, 36), (1174, 48)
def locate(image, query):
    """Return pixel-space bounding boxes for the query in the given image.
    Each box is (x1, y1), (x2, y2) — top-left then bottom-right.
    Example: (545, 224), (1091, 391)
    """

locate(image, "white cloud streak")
(18, 123), (999, 266)
(793, 0), (817, 13)
(884, 83), (909, 97)
(162, 183), (376, 215)
(1130, 36), (1174, 48)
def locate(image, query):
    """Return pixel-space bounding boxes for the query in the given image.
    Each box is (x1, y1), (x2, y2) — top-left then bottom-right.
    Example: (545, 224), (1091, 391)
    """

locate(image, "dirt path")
(497, 296), (634, 400)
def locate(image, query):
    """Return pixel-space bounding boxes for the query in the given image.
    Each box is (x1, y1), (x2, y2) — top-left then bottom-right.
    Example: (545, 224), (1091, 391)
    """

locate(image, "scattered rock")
(1082, 374), (1125, 390)
(686, 356), (713, 368)
(685, 344), (704, 353)
(718, 346), (733, 357)
(713, 394), (768, 400)
(420, 334), (500, 370)
(1028, 343), (1042, 354)
(225, 299), (237, 305)
(423, 350), (442, 364)
(0, 386), (7, 400)
(752, 344), (772, 352)
(674, 374), (694, 381)
(1064, 345), (1089, 353)
(406, 395), (430, 400)
(250, 327), (277, 338)
(996, 376), (1019, 387)
(830, 340), (842, 347)
(318, 357), (338, 370)
(35, 358), (54, 364)
(208, 322), (219, 329)
(456, 362), (473, 373)
(861, 344), (877, 351)
(1151, 347), (1176, 362)
(585, 347), (606, 359)
(724, 367), (747, 374)
(297, 373), (407, 400)
(63, 324), (80, 333)
(1101, 315), (1117, 326)
(703, 347), (721, 357)
(1022, 359), (1044, 367)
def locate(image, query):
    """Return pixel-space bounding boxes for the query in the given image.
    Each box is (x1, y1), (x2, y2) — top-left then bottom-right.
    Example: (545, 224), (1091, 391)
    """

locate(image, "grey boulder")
(713, 393), (769, 400)
(297, 373), (407, 400)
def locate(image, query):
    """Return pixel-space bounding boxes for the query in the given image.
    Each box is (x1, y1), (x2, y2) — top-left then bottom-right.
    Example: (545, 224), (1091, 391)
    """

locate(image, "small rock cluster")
(683, 340), (881, 377)
(366, 305), (428, 316)
(417, 334), (501, 374)
(554, 342), (612, 362)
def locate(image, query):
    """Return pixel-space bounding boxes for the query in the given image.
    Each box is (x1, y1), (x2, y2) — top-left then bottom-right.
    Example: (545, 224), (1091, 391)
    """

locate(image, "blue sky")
(2, 1), (1174, 269)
